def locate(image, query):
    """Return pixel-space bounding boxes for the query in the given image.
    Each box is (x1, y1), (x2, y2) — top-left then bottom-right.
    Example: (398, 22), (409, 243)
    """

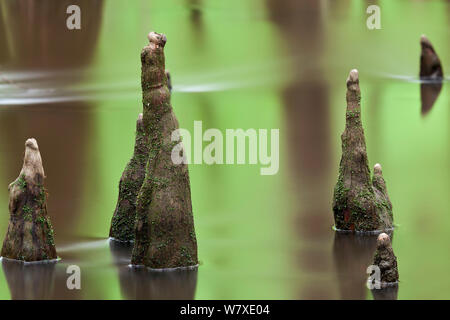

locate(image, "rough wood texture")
(110, 113), (149, 241)
(372, 233), (399, 284)
(1, 138), (57, 262)
(131, 32), (198, 269)
(420, 35), (443, 79)
(332, 70), (393, 232)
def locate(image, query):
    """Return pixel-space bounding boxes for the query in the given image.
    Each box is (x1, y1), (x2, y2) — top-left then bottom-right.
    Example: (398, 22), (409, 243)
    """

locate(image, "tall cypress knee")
(110, 113), (149, 241)
(332, 69), (393, 232)
(1, 138), (57, 262)
(131, 32), (198, 269)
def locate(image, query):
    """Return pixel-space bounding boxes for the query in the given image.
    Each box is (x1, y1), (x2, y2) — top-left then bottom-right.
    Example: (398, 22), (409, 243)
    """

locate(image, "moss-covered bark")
(130, 32), (198, 269)
(372, 164), (393, 229)
(1, 139), (57, 262)
(372, 233), (399, 284)
(420, 35), (443, 79)
(110, 113), (149, 241)
(332, 69), (393, 232)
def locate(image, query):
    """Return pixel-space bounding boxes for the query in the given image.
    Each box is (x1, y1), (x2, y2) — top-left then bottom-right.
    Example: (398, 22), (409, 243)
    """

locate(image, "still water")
(0, 0), (448, 299)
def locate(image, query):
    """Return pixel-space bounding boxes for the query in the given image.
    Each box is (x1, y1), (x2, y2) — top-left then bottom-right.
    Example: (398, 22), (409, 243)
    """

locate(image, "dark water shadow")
(1, 257), (84, 300)
(2, 258), (56, 300)
(371, 285), (398, 300)
(333, 232), (388, 300)
(109, 240), (198, 300)
(421, 82), (443, 115)
(0, 0), (103, 70)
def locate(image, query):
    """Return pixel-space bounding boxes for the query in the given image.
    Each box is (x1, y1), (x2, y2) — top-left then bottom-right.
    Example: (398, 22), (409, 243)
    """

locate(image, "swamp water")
(0, 0), (448, 299)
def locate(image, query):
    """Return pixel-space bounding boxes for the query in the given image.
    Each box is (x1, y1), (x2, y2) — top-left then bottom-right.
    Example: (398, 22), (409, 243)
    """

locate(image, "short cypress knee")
(372, 233), (399, 285)
(110, 113), (149, 242)
(131, 32), (198, 269)
(1, 138), (57, 262)
(332, 69), (393, 232)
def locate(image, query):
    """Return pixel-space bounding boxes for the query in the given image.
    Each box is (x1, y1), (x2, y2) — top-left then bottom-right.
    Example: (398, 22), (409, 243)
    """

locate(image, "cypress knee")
(1, 138), (57, 262)
(372, 233), (399, 285)
(110, 113), (149, 242)
(332, 69), (393, 232)
(419, 35), (443, 115)
(420, 35), (443, 79)
(131, 32), (198, 269)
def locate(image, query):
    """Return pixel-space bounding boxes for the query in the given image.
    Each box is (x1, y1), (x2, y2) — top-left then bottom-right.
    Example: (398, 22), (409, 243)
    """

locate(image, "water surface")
(0, 0), (448, 299)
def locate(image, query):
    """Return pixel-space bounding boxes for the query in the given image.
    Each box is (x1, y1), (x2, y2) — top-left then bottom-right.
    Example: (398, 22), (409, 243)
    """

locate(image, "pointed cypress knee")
(131, 32), (198, 269)
(372, 164), (393, 229)
(332, 70), (393, 232)
(420, 35), (443, 79)
(372, 233), (399, 285)
(110, 113), (149, 242)
(1, 139), (57, 262)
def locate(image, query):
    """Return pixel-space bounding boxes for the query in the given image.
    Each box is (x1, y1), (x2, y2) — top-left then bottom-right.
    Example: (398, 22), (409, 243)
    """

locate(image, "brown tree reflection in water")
(267, 0), (334, 299)
(0, 0), (103, 239)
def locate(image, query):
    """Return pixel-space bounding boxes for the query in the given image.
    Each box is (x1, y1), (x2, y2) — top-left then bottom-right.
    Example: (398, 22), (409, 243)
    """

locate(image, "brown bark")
(130, 32), (198, 269)
(110, 113), (149, 241)
(372, 233), (399, 284)
(420, 35), (444, 79)
(372, 164), (393, 229)
(332, 70), (393, 232)
(1, 138), (57, 262)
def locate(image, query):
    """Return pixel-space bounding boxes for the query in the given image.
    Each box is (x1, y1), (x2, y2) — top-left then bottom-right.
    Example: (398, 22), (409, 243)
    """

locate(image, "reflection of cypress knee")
(131, 32), (198, 269)
(372, 233), (399, 285)
(2, 259), (56, 299)
(165, 71), (172, 93)
(420, 35), (443, 79)
(332, 70), (393, 232)
(110, 113), (149, 242)
(1, 139), (57, 262)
